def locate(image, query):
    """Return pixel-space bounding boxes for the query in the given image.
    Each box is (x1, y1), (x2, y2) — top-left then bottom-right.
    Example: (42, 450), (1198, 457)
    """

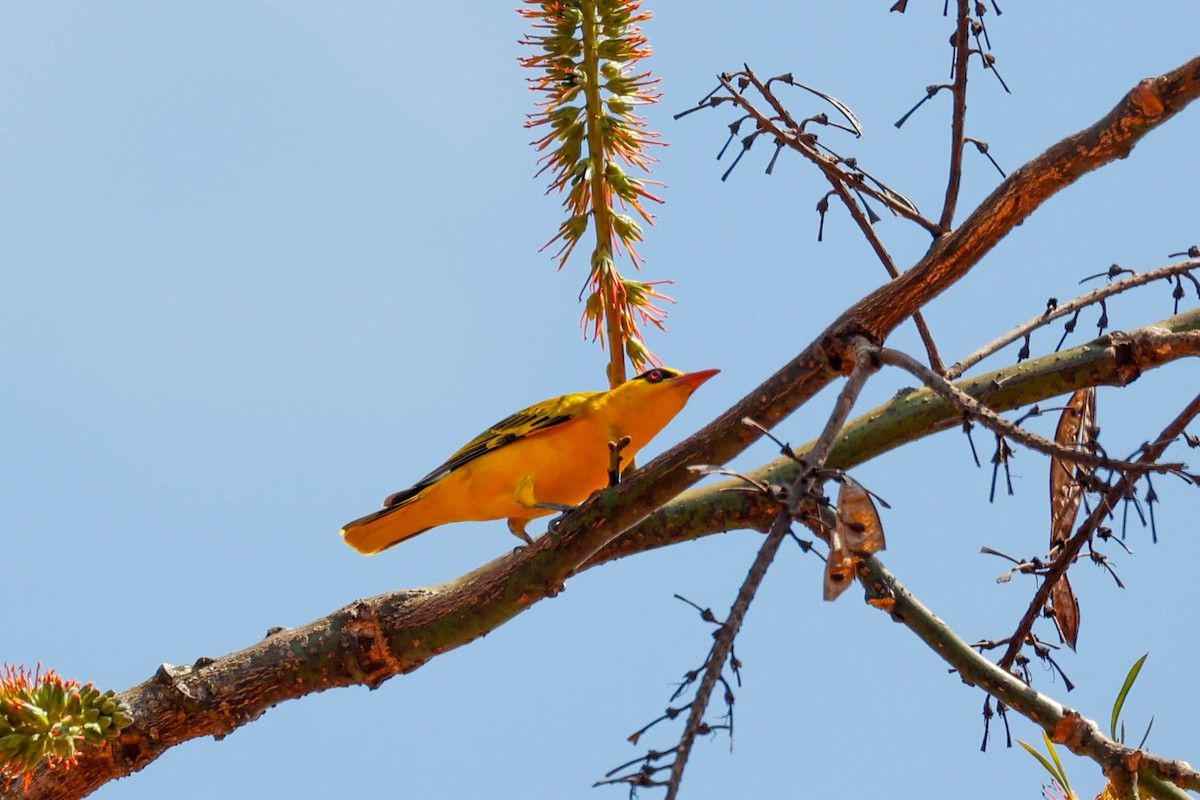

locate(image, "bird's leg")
(513, 474), (575, 537)
(513, 474), (576, 513)
(506, 518), (534, 545)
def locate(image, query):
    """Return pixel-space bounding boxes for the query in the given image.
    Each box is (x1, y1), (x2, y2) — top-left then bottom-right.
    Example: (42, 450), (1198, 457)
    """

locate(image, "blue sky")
(3, 3), (1198, 798)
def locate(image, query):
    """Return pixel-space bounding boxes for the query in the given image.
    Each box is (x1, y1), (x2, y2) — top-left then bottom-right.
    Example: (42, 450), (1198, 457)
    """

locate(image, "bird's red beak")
(676, 368), (720, 388)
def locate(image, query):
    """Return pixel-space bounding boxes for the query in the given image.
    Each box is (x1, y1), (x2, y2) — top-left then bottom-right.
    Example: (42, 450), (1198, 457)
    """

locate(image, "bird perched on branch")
(341, 367), (719, 554)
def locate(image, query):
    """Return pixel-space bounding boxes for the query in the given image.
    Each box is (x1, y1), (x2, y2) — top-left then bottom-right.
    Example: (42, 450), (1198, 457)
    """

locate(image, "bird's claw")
(534, 502), (575, 513)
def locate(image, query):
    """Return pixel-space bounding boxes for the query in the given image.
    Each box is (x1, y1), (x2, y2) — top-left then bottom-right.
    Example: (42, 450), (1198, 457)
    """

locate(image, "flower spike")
(520, 0), (670, 381)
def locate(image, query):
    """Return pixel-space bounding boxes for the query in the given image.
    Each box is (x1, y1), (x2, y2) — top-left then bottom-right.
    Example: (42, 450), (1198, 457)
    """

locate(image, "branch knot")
(1130, 78), (1166, 118)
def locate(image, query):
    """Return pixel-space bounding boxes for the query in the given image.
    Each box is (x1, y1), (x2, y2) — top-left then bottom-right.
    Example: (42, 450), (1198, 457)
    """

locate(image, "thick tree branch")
(19, 313), (1196, 800)
(11, 56), (1200, 800)
(589, 311), (1200, 568)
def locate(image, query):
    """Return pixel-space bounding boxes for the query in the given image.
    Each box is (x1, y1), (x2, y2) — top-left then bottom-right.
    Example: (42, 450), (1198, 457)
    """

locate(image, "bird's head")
(603, 367), (720, 445)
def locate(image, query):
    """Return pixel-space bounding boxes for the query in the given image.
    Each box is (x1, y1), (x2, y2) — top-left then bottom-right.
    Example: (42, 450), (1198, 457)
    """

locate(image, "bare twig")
(997, 392), (1200, 672)
(661, 511), (789, 800)
(965, 136), (1007, 177)
(712, 70), (942, 235)
(823, 166), (945, 371)
(720, 68), (946, 371)
(940, 0), (972, 229)
(946, 260), (1200, 379)
(662, 339), (878, 799)
(608, 435), (633, 486)
(789, 338), (881, 516)
(875, 346), (1189, 477)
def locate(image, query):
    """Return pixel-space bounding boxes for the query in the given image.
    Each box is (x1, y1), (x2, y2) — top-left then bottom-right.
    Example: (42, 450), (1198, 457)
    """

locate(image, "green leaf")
(1042, 730), (1072, 798)
(1019, 732), (1075, 798)
(1018, 738), (1062, 784)
(1137, 714), (1156, 750)
(1110, 651), (1149, 740)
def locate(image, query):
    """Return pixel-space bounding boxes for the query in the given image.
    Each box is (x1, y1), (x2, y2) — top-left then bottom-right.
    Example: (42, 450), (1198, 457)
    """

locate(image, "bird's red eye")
(645, 369), (664, 383)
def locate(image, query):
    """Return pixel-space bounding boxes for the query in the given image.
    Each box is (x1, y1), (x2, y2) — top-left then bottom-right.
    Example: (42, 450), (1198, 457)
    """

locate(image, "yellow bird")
(341, 367), (719, 554)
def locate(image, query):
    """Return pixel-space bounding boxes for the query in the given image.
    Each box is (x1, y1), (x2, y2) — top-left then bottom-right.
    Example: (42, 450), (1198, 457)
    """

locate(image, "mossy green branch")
(587, 309), (1200, 567)
(857, 555), (1200, 799)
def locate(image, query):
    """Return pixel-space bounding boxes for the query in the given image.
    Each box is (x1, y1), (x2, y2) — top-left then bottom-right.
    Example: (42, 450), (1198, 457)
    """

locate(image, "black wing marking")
(381, 408), (579, 509)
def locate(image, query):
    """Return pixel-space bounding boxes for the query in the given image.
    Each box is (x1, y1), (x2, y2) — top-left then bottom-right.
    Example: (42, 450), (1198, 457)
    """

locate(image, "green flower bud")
(606, 95), (632, 115)
(52, 735), (75, 759)
(15, 701), (49, 728)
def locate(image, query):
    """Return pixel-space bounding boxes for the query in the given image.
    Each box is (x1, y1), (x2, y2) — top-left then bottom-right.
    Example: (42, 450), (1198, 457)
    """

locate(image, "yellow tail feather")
(341, 494), (436, 554)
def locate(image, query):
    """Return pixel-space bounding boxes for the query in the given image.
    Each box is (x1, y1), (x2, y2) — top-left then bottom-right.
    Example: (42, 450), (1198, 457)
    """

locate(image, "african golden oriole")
(341, 367), (719, 553)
